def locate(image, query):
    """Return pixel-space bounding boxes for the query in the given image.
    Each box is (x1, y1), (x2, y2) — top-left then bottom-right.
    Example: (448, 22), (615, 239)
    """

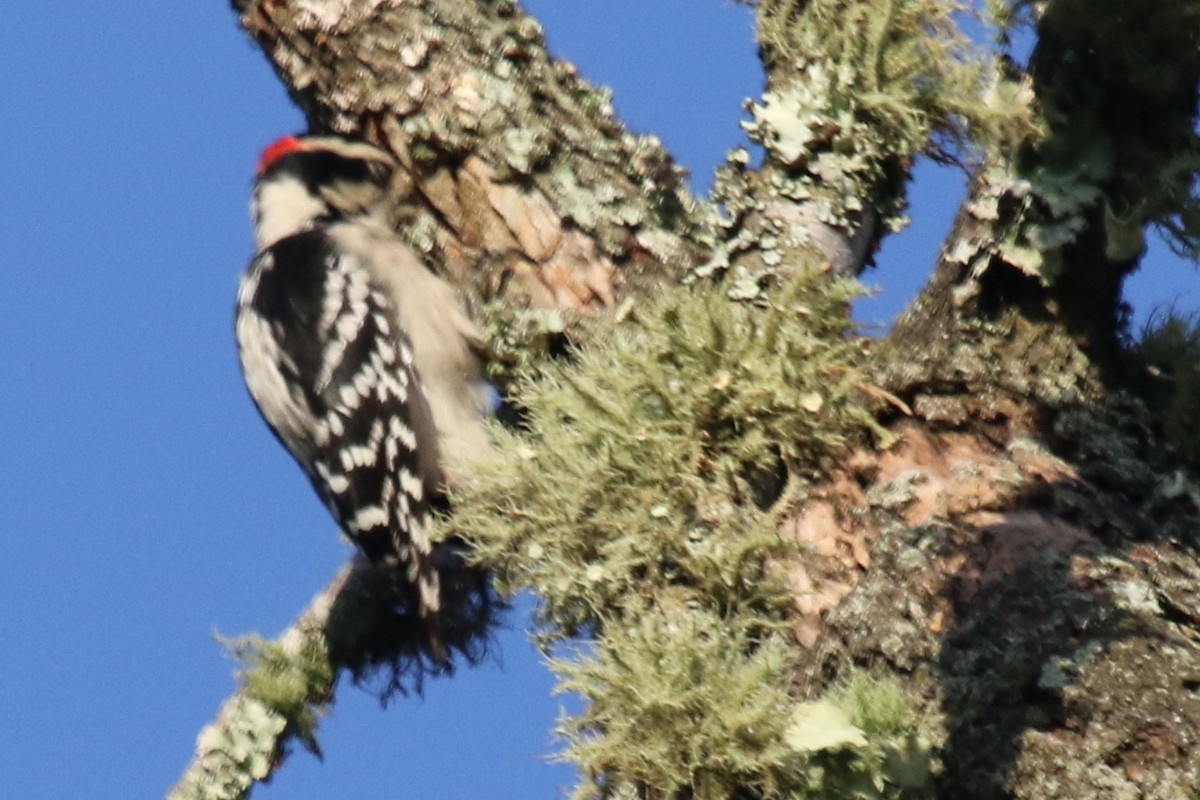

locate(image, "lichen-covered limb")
(167, 561), (354, 800)
(883, 1), (1200, 395)
(700, 0), (1009, 285)
(170, 547), (492, 800)
(232, 0), (712, 311)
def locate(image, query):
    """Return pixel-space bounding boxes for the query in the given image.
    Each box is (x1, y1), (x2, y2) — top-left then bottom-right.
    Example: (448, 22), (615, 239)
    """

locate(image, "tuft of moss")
(455, 272), (870, 641)
(553, 605), (801, 800)
(452, 271), (927, 797)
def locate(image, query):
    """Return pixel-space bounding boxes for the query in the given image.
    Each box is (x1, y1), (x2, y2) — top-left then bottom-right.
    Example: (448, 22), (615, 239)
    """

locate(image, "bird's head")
(251, 134), (397, 248)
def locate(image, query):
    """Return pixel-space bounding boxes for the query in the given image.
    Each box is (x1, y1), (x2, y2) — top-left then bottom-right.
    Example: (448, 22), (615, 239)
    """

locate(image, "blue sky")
(0, 3), (1193, 799)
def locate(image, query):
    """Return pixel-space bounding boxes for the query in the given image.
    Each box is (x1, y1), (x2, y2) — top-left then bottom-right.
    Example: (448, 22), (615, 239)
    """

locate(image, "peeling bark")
(792, 421), (1200, 797)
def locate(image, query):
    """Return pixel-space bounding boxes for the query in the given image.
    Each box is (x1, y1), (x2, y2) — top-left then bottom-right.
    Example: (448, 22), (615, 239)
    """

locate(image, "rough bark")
(181, 0), (1200, 797)
(231, 0), (712, 310)
(803, 2), (1200, 796)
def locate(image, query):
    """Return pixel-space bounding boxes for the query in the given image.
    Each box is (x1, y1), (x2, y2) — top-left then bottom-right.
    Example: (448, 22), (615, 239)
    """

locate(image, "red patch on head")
(256, 135), (306, 174)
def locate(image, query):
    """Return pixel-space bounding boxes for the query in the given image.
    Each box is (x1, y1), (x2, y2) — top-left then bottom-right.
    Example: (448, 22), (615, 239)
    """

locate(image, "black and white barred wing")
(235, 228), (445, 615)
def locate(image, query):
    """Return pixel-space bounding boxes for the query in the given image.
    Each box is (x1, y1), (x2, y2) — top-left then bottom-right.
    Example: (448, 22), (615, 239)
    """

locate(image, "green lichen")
(742, 0), (1030, 211)
(452, 272), (929, 797)
(553, 620), (933, 800)
(962, 0), (1200, 295)
(227, 631), (334, 754)
(167, 695), (288, 800)
(168, 633), (335, 800)
(553, 605), (800, 800)
(458, 272), (871, 639)
(700, 0), (1040, 284)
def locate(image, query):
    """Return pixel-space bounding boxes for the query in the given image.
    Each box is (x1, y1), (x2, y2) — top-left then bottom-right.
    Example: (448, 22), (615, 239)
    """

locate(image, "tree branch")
(705, 0), (1002, 284)
(169, 549), (493, 799)
(885, 0), (1200, 379)
(168, 561), (354, 800)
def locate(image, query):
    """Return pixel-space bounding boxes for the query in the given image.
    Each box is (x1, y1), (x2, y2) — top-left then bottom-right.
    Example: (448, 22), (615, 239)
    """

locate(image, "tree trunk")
(232, 0), (710, 309)
(174, 0), (1200, 797)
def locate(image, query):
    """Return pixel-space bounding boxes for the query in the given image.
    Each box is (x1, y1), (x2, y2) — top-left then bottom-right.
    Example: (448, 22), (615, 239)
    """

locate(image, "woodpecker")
(235, 134), (491, 624)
